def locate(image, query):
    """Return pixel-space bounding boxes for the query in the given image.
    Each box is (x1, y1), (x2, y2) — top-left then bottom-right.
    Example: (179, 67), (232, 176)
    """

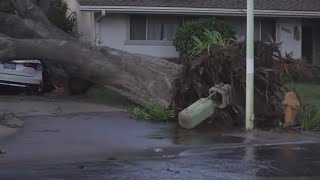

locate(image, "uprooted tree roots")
(173, 42), (290, 128)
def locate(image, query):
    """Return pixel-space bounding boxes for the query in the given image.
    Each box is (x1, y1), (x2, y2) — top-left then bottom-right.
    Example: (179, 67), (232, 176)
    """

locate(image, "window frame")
(259, 18), (277, 43)
(126, 15), (179, 46)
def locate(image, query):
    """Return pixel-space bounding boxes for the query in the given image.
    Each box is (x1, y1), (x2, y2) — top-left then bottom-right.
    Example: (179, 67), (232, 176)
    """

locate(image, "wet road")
(1, 113), (320, 179)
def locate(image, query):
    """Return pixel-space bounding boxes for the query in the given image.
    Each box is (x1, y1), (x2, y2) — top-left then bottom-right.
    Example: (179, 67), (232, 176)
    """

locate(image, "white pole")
(246, 0), (254, 130)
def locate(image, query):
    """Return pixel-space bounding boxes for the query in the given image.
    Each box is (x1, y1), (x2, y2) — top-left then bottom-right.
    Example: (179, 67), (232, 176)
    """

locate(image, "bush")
(189, 30), (234, 58)
(0, 0), (13, 11)
(148, 104), (175, 122)
(131, 104), (175, 122)
(280, 61), (320, 83)
(173, 18), (235, 59)
(132, 108), (150, 121)
(47, 0), (77, 36)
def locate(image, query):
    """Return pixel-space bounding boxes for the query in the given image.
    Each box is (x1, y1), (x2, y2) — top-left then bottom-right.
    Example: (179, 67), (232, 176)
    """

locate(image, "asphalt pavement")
(1, 113), (320, 180)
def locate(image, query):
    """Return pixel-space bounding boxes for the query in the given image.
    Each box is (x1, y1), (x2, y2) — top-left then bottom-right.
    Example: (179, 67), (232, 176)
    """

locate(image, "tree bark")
(0, 0), (184, 107)
(0, 36), (183, 107)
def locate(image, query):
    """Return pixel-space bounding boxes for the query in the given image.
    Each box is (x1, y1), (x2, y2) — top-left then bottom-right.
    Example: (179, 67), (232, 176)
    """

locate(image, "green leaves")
(47, 0), (77, 36)
(189, 30), (234, 58)
(131, 104), (175, 122)
(300, 105), (320, 131)
(132, 107), (150, 121)
(173, 18), (236, 59)
(0, 0), (13, 10)
(148, 104), (175, 122)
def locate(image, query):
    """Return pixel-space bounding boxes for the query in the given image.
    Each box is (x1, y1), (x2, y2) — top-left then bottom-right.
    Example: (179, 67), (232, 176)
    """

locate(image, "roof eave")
(79, 6), (320, 18)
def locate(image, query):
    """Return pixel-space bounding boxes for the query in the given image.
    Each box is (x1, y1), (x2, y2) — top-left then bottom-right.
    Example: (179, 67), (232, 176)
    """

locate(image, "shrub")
(174, 18), (235, 59)
(47, 0), (77, 36)
(148, 104), (175, 122)
(189, 29), (234, 58)
(0, 0), (13, 11)
(280, 61), (320, 83)
(300, 105), (320, 131)
(131, 104), (175, 122)
(132, 108), (150, 121)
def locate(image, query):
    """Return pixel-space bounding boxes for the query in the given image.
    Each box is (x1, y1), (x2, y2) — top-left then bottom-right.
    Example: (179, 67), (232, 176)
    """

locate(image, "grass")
(300, 105), (320, 131)
(286, 83), (320, 106)
(132, 107), (150, 121)
(131, 104), (175, 122)
(147, 104), (175, 122)
(286, 83), (320, 131)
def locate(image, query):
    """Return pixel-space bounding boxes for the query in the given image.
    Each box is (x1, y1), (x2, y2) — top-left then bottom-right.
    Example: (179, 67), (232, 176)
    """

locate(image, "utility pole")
(246, 0), (254, 130)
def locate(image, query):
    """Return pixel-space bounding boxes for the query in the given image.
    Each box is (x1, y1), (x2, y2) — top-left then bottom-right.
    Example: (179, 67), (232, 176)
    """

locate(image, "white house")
(67, 0), (320, 64)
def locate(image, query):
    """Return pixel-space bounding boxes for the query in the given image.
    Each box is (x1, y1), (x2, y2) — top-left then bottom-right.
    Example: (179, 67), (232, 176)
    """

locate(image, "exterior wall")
(276, 18), (302, 59)
(224, 17), (261, 42)
(312, 27), (320, 65)
(98, 14), (179, 58)
(66, 0), (95, 45)
(76, 11), (303, 59)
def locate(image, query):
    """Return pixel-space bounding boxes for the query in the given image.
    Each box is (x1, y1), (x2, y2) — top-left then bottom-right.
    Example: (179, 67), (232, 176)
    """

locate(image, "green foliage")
(190, 30), (233, 58)
(280, 62), (303, 82)
(132, 108), (150, 121)
(47, 0), (77, 36)
(131, 104), (175, 122)
(148, 104), (175, 122)
(300, 105), (320, 131)
(286, 83), (320, 106)
(0, 0), (13, 10)
(280, 56), (320, 83)
(174, 18), (235, 58)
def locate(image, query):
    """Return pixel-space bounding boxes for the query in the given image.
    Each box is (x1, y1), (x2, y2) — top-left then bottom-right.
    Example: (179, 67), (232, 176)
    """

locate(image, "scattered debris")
(0, 113), (24, 128)
(166, 168), (180, 174)
(32, 129), (61, 133)
(107, 157), (117, 161)
(0, 149), (6, 154)
(77, 165), (86, 170)
(154, 148), (164, 153)
(174, 42), (290, 128)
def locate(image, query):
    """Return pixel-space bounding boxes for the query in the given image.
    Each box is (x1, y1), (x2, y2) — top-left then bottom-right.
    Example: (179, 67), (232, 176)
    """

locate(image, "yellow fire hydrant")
(282, 92), (300, 127)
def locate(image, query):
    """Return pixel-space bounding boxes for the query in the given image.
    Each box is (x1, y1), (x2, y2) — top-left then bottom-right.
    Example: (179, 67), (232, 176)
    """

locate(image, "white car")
(0, 60), (43, 93)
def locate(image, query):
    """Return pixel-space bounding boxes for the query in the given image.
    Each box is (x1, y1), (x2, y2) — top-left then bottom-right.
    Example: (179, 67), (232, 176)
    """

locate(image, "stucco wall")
(276, 18), (302, 59)
(73, 11), (303, 59)
(312, 27), (320, 65)
(98, 14), (179, 58)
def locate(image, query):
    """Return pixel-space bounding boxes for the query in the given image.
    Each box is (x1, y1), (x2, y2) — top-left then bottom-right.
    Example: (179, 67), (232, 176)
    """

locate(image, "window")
(232, 20), (261, 42)
(261, 19), (276, 42)
(130, 15), (146, 40)
(129, 15), (181, 41)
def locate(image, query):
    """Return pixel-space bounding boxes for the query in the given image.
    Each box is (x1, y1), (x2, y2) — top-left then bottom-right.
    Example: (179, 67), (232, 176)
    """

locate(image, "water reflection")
(148, 125), (244, 145)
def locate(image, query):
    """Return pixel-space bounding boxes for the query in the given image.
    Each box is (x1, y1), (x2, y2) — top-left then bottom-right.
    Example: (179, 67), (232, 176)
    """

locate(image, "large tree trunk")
(0, 0), (183, 107)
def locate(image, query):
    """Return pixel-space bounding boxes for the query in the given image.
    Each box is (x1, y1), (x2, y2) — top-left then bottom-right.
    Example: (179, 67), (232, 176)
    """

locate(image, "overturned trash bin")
(178, 84), (231, 129)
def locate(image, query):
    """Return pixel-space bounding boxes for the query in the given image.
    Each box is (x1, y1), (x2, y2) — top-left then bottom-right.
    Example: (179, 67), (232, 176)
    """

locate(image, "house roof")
(78, 0), (320, 17)
(78, 0), (320, 12)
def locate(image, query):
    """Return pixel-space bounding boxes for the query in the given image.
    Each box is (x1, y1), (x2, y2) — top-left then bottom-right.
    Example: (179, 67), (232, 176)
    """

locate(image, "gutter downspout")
(95, 10), (106, 46)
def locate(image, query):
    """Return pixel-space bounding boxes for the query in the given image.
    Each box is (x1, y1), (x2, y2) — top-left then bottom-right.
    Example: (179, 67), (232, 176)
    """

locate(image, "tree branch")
(0, 37), (183, 107)
(8, 0), (72, 39)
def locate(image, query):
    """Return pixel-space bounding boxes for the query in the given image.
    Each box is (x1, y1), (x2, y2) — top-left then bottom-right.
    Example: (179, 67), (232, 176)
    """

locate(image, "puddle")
(147, 126), (244, 146)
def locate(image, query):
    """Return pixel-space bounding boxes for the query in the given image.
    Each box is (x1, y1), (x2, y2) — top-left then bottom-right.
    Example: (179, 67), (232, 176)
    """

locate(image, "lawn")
(286, 83), (320, 106)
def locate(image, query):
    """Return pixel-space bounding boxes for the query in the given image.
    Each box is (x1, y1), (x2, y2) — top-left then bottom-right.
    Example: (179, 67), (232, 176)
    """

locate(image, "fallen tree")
(0, 0), (291, 128)
(0, 0), (183, 107)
